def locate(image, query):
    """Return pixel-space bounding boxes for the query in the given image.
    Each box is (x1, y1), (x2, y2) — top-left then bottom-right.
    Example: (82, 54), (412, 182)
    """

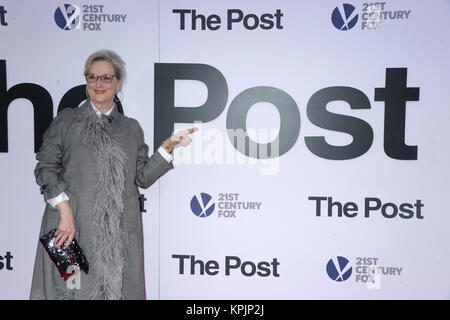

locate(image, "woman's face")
(86, 60), (121, 109)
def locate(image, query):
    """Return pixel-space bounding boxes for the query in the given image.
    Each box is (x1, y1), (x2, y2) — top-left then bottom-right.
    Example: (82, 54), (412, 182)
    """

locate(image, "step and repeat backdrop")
(1, 0), (449, 299)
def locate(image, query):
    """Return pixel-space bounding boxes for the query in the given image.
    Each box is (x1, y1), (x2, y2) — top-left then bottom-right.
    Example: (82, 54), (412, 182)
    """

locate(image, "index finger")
(184, 127), (198, 134)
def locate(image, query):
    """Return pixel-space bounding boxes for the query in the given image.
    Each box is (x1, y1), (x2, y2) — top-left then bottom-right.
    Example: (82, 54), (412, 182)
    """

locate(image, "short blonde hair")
(84, 49), (126, 83)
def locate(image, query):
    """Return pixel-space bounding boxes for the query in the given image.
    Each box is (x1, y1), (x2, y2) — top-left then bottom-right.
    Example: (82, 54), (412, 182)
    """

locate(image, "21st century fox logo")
(326, 256), (403, 289)
(331, 2), (412, 31)
(54, 4), (127, 31)
(190, 193), (262, 219)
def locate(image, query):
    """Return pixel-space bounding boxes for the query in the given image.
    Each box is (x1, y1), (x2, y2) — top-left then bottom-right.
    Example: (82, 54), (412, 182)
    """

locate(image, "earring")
(114, 90), (124, 102)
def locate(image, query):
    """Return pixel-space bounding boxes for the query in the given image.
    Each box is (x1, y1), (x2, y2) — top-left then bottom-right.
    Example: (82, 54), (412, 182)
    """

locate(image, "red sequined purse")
(40, 228), (89, 280)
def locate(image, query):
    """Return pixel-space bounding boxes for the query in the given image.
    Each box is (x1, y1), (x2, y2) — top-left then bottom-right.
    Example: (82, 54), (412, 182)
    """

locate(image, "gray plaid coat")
(30, 101), (173, 299)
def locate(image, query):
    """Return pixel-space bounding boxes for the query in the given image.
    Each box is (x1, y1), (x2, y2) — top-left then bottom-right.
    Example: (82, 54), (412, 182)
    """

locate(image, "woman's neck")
(92, 101), (114, 114)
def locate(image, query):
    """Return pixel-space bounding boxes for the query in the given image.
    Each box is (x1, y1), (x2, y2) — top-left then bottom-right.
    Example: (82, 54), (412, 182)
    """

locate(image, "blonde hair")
(84, 49), (126, 83)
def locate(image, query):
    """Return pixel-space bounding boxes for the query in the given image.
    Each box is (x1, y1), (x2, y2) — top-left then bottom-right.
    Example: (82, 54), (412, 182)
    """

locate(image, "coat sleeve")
(34, 111), (69, 202)
(134, 121), (174, 189)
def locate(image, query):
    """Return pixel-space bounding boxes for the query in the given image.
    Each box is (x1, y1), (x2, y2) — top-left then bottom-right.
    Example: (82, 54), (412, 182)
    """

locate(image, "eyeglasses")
(85, 74), (117, 83)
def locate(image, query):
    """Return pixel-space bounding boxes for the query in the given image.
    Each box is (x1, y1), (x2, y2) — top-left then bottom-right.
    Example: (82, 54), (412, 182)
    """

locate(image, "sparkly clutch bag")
(40, 228), (89, 280)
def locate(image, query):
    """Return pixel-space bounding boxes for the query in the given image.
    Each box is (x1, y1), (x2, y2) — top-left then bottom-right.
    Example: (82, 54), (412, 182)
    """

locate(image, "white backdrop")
(0, 0), (450, 299)
(0, 0), (161, 299)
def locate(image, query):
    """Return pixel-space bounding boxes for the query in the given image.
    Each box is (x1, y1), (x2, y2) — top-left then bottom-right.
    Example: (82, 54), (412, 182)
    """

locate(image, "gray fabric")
(30, 101), (173, 300)
(76, 110), (128, 300)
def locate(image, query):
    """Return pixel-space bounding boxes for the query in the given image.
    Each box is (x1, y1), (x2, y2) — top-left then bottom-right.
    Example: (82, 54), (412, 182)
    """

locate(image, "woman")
(30, 50), (195, 299)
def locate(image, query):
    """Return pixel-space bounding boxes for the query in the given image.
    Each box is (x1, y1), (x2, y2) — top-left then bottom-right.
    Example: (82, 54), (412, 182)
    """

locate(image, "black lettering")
(328, 196), (343, 217)
(308, 196), (327, 216)
(381, 202), (398, 218)
(260, 13), (274, 30)
(139, 194), (147, 213)
(241, 261), (256, 276)
(207, 14), (221, 30)
(0, 252), (13, 270)
(415, 199), (424, 219)
(257, 261), (271, 277)
(190, 255), (206, 275)
(154, 63), (228, 152)
(205, 260), (219, 275)
(0, 6), (7, 26)
(274, 9), (283, 29)
(305, 86), (373, 160)
(227, 9), (243, 30)
(243, 14), (259, 30)
(375, 68), (419, 160)
(343, 202), (358, 217)
(227, 86), (300, 159)
(172, 9), (191, 30)
(365, 197), (381, 217)
(57, 84), (86, 112)
(5, 251), (13, 270)
(172, 254), (190, 274)
(0, 60), (53, 153)
(399, 202), (414, 219)
(191, 9), (206, 30)
(225, 256), (241, 275)
(272, 258), (280, 277)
